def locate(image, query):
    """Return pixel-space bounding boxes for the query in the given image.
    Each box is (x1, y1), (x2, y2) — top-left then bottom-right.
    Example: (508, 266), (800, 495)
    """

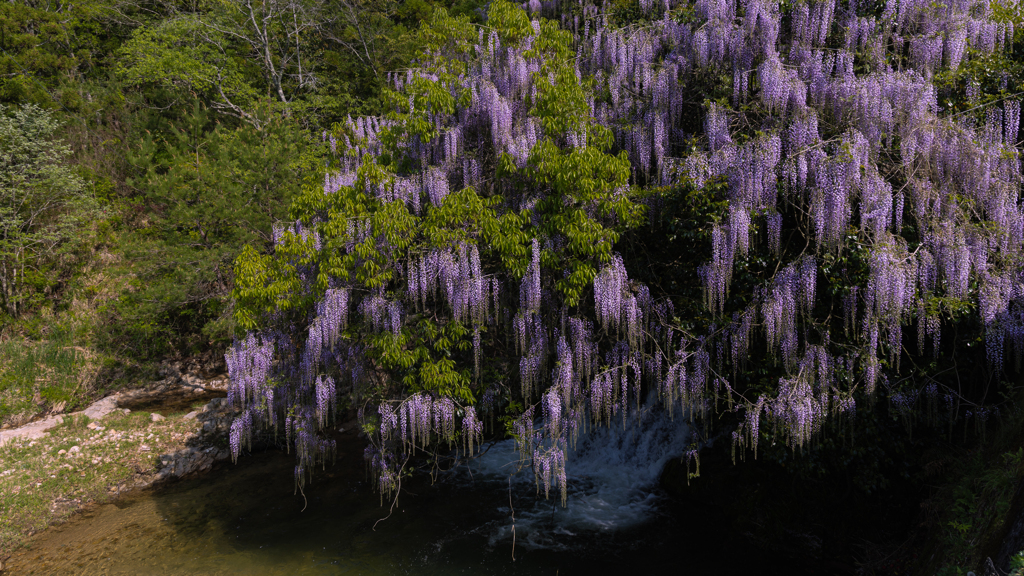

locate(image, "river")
(7, 405), (827, 575)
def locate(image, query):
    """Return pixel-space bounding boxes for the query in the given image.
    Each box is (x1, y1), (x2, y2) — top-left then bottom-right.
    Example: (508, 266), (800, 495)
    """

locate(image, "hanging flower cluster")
(228, 0), (1024, 496)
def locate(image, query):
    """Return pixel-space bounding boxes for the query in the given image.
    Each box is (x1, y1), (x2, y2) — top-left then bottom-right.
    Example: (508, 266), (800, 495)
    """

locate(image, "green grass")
(0, 409), (204, 556)
(0, 328), (99, 423)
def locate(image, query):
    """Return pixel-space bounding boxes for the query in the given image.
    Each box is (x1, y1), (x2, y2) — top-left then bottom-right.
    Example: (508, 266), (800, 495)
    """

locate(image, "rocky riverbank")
(0, 365), (238, 567)
(153, 397), (236, 482)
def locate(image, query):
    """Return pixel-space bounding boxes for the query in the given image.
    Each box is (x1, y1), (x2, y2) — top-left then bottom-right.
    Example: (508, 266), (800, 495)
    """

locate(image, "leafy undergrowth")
(920, 403), (1024, 576)
(0, 332), (100, 425)
(927, 451), (1024, 575)
(0, 404), (207, 559)
(0, 245), (154, 427)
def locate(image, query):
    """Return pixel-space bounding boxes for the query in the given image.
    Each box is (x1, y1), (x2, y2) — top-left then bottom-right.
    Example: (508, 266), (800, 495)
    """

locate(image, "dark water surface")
(118, 390), (228, 416)
(7, 422), (818, 576)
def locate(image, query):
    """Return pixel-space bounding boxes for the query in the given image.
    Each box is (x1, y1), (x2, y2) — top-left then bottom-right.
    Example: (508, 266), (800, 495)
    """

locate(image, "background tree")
(0, 104), (104, 318)
(115, 0), (315, 127)
(100, 105), (309, 360)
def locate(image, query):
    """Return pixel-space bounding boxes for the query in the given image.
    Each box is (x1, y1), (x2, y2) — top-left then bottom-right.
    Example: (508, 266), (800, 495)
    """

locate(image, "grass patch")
(0, 243), (184, 427)
(0, 408), (204, 557)
(0, 328), (102, 424)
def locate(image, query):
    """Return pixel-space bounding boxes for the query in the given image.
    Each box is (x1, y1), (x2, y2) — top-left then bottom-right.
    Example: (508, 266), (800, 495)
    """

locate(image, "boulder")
(152, 396), (238, 483)
(156, 446), (231, 481)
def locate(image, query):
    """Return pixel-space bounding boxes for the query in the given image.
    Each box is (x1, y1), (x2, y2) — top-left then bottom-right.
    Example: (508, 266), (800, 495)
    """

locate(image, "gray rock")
(151, 413), (166, 422)
(155, 443), (231, 482)
(0, 391), (135, 447)
(204, 377), (230, 391)
(0, 414), (63, 447)
(81, 395), (120, 421)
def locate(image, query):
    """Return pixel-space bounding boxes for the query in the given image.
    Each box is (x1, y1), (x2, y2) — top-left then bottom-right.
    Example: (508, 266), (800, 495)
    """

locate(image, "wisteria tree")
(228, 0), (1024, 499)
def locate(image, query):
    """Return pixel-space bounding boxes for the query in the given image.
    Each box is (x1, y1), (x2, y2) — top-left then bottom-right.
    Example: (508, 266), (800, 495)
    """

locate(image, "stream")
(7, 405), (821, 576)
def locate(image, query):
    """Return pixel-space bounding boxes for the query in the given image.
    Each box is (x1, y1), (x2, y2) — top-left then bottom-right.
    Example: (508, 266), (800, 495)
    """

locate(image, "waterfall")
(460, 400), (692, 550)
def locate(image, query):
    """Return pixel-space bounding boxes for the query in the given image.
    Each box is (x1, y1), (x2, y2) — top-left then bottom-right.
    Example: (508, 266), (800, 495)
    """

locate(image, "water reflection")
(8, 427), (798, 576)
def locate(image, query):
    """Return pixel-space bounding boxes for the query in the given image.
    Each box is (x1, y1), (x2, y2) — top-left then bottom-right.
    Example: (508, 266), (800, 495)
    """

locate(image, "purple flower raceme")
(228, 0), (1024, 497)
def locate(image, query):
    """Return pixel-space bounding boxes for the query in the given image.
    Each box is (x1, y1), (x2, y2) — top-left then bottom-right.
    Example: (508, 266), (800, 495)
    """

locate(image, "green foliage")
(115, 0), (443, 128)
(0, 1), (104, 109)
(0, 326), (96, 421)
(0, 104), (104, 318)
(922, 402), (1024, 575)
(102, 105), (307, 359)
(603, 0), (656, 27)
(117, 15), (259, 115)
(1011, 549), (1024, 574)
(0, 0), (509, 349)
(232, 0), (646, 409)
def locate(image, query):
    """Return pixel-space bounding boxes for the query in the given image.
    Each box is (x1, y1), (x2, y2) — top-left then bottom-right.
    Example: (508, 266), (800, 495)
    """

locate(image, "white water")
(461, 402), (692, 550)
